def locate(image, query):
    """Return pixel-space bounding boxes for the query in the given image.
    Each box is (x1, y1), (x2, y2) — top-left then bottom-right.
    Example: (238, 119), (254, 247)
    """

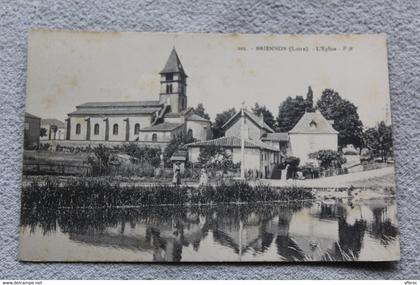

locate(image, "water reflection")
(20, 198), (399, 262)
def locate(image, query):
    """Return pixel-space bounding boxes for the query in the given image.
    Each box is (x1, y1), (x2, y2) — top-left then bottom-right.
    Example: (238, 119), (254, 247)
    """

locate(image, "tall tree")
(306, 86), (314, 112)
(212, 108), (236, 138)
(363, 121), (393, 162)
(276, 86), (314, 132)
(194, 103), (210, 120)
(277, 96), (308, 132)
(251, 103), (276, 130)
(316, 89), (364, 148)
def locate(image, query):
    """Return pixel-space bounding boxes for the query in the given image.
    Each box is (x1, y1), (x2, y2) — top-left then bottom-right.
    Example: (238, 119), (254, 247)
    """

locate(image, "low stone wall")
(41, 140), (169, 150)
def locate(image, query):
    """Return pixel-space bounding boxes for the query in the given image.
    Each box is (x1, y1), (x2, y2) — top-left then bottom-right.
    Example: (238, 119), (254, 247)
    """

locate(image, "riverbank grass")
(21, 177), (314, 209)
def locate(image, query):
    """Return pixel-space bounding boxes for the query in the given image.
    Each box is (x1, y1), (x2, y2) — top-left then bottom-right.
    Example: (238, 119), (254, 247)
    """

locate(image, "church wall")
(225, 118), (265, 141)
(126, 115), (153, 141)
(169, 94), (179, 113)
(74, 115), (153, 142)
(107, 117), (127, 141)
(186, 120), (211, 141)
(69, 116), (87, 140)
(89, 117), (106, 141)
(139, 126), (184, 143)
(164, 116), (185, 124)
(289, 133), (338, 164)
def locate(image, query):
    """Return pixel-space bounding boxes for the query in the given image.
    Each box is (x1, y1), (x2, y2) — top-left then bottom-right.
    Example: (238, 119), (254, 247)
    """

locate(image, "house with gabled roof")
(187, 108), (288, 178)
(222, 109), (275, 141)
(186, 136), (280, 178)
(65, 48), (211, 146)
(186, 108), (338, 178)
(288, 110), (338, 164)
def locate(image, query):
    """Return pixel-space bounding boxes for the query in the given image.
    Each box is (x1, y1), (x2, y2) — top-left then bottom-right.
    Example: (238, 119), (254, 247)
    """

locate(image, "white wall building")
(288, 110), (338, 164)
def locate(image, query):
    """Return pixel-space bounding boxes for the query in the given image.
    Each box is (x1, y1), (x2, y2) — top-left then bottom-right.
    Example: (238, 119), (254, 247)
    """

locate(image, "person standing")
(198, 168), (208, 186)
(173, 164), (180, 185)
(176, 168), (181, 185)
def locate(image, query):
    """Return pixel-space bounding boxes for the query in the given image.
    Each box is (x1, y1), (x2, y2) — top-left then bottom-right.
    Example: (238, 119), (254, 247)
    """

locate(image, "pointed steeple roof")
(160, 47), (187, 76)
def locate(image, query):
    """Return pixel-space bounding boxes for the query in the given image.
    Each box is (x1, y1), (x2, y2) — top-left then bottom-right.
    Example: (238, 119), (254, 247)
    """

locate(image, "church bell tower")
(159, 47), (188, 113)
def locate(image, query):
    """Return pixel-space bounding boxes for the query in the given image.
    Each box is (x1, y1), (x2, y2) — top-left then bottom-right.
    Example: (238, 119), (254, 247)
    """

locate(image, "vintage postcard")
(20, 30), (399, 262)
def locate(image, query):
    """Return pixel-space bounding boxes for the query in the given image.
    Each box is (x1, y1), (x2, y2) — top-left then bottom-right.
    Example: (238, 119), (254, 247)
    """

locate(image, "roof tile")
(186, 136), (279, 151)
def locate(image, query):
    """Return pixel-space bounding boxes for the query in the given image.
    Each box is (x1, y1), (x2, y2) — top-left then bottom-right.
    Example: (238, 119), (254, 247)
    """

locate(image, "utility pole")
(240, 102), (245, 179)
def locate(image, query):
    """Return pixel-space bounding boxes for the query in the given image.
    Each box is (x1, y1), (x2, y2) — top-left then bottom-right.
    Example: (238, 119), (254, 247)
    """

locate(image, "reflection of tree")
(324, 202), (367, 260)
(370, 207), (398, 245)
(212, 203), (305, 256)
(275, 204), (307, 261)
(333, 218), (367, 260)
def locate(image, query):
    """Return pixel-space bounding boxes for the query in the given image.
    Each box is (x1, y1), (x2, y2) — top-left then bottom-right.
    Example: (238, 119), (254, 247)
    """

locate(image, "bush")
(115, 143), (162, 167)
(285, 156), (300, 179)
(197, 145), (239, 172)
(309, 150), (346, 169)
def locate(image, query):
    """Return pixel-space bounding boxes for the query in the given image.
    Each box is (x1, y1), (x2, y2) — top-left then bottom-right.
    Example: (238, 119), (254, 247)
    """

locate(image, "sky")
(26, 31), (391, 128)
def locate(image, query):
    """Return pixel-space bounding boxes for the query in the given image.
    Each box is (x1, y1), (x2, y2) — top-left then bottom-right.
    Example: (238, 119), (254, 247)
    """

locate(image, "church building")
(66, 48), (211, 147)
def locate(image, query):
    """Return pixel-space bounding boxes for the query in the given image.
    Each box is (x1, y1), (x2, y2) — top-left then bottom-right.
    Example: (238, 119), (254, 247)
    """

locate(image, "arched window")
(75, 123), (81, 135)
(94, 123), (100, 135)
(152, 133), (157, 142)
(187, 128), (193, 139)
(113, 124), (119, 135)
(166, 84), (173, 93)
(134, 123), (140, 135)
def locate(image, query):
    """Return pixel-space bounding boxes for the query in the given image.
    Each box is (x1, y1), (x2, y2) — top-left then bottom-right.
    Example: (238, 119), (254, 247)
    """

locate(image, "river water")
(19, 197), (399, 262)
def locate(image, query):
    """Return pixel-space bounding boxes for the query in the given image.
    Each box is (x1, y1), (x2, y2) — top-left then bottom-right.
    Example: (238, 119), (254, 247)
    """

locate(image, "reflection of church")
(66, 48), (211, 146)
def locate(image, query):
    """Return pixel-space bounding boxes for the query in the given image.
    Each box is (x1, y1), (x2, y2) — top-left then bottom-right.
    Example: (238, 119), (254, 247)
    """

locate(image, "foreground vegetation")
(21, 177), (314, 209)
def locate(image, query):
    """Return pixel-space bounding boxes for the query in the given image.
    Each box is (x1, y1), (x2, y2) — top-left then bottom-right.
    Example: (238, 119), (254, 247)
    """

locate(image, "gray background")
(0, 0), (419, 279)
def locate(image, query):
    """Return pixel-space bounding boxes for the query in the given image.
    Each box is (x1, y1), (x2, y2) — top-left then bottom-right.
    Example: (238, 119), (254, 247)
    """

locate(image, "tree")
(121, 143), (161, 167)
(363, 121), (393, 162)
(197, 145), (235, 170)
(163, 134), (194, 167)
(212, 108), (236, 138)
(276, 86), (314, 132)
(306, 86), (314, 112)
(92, 144), (111, 167)
(251, 103), (277, 130)
(316, 89), (364, 148)
(194, 103), (210, 120)
(40, 127), (47, 137)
